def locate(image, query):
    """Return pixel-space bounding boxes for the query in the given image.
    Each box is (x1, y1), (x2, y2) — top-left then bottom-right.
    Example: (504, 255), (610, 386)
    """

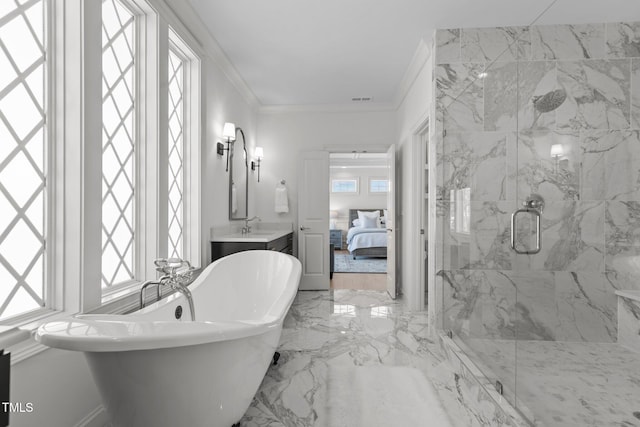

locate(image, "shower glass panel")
(436, 28), (519, 410)
(438, 3), (640, 425)
(513, 9), (640, 426)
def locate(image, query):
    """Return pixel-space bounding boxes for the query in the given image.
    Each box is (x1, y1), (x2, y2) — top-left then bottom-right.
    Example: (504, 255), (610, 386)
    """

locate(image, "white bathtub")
(35, 250), (301, 427)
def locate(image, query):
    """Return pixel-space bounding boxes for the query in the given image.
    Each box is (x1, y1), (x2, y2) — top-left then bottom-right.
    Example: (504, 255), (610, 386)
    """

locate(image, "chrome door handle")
(510, 208), (541, 254)
(300, 226), (310, 231)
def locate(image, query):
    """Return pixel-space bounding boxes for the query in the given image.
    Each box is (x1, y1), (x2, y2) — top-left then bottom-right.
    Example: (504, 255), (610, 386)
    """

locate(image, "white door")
(386, 144), (397, 298)
(297, 151), (330, 290)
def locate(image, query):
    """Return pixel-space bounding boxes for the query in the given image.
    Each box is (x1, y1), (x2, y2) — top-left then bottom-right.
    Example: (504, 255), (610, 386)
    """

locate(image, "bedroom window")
(331, 178), (358, 194)
(369, 178), (389, 194)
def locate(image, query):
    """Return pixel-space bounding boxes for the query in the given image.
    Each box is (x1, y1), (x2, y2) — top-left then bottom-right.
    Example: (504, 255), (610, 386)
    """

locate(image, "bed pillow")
(357, 210), (379, 229)
(352, 218), (361, 227)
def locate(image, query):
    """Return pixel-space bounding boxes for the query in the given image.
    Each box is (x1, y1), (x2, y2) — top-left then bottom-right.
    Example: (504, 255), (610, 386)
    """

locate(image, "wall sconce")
(217, 122), (236, 172)
(251, 147), (263, 182)
(550, 143), (563, 173)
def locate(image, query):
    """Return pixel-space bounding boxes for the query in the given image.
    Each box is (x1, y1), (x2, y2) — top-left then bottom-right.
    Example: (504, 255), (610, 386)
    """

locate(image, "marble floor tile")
(468, 339), (640, 427)
(240, 290), (480, 427)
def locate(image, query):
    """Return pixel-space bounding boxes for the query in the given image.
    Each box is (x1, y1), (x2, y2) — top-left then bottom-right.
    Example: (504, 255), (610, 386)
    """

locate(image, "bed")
(346, 209), (387, 259)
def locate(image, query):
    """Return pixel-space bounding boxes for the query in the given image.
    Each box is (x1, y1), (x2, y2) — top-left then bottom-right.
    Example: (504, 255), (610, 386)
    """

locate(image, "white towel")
(275, 185), (289, 213)
(231, 183), (237, 214)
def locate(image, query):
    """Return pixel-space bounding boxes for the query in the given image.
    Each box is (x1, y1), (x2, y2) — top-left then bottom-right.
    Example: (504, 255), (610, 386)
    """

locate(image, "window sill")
(2, 271), (202, 363)
(0, 284), (144, 363)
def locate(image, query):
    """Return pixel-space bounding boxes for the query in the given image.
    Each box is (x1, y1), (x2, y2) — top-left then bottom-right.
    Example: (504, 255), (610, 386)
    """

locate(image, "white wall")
(254, 109), (396, 228)
(330, 166), (389, 230)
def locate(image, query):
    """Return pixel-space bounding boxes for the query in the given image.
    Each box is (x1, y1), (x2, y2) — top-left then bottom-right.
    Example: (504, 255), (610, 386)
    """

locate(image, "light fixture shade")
(550, 143), (563, 157)
(255, 146), (264, 159)
(330, 210), (339, 218)
(222, 122), (236, 140)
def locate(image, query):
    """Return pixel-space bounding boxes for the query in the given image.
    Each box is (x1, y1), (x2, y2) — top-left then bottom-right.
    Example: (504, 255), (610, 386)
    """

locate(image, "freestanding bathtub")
(35, 250), (301, 427)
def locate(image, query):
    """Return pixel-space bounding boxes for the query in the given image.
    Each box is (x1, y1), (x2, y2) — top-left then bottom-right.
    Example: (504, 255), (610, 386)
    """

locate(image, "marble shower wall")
(434, 21), (640, 343)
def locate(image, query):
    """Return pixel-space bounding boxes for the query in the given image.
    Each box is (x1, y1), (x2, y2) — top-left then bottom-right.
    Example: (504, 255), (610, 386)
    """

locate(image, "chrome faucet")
(139, 258), (197, 320)
(139, 278), (166, 309)
(242, 216), (261, 234)
(167, 281), (195, 321)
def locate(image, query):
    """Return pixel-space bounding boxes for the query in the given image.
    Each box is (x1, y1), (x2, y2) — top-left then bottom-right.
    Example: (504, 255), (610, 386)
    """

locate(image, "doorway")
(298, 146), (396, 294)
(329, 152), (389, 291)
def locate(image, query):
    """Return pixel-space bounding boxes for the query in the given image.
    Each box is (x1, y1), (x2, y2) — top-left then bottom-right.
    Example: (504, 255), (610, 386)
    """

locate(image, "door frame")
(410, 117), (430, 311)
(321, 144), (396, 290)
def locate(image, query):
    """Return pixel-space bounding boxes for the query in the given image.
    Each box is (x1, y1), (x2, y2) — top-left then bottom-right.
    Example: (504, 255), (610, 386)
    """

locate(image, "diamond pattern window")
(168, 48), (184, 259)
(101, 0), (136, 288)
(0, 0), (47, 320)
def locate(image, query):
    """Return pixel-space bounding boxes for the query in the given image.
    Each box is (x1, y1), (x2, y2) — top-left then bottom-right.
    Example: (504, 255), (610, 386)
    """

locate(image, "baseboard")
(74, 405), (109, 427)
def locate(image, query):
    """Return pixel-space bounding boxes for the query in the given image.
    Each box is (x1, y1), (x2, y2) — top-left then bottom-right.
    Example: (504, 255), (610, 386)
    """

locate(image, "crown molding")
(392, 37), (432, 109)
(161, 0), (260, 110)
(259, 101), (397, 115)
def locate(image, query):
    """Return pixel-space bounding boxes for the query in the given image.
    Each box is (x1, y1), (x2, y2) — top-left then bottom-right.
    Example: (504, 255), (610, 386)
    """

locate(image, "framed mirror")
(229, 127), (249, 220)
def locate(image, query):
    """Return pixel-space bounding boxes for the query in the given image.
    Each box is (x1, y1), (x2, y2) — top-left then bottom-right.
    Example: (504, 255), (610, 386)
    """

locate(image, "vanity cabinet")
(211, 232), (293, 262)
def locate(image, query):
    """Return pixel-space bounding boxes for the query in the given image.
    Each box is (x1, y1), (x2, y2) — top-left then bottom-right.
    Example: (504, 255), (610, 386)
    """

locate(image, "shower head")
(532, 89), (567, 113)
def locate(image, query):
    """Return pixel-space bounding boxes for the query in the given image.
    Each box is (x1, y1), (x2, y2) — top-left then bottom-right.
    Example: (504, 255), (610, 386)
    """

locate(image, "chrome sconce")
(217, 122), (237, 172)
(251, 147), (263, 182)
(550, 143), (563, 174)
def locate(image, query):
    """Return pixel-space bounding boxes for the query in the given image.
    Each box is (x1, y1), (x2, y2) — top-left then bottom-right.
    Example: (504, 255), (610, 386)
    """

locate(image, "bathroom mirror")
(229, 128), (248, 220)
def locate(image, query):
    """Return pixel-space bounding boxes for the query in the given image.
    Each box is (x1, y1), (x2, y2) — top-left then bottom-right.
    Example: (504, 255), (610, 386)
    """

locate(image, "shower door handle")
(510, 208), (541, 255)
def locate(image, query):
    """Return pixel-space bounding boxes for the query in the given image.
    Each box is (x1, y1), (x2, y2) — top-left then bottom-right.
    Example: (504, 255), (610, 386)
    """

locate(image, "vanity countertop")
(211, 229), (292, 243)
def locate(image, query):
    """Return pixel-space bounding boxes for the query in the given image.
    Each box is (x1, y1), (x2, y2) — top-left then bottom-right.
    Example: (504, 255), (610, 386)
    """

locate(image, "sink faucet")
(242, 216), (261, 234)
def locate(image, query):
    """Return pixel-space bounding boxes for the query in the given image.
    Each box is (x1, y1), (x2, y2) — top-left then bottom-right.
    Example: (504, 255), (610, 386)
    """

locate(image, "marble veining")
(465, 339), (640, 427)
(516, 130), (580, 200)
(241, 290), (492, 427)
(530, 24), (606, 60)
(618, 293), (640, 353)
(442, 269), (617, 343)
(440, 131), (508, 201)
(606, 22), (640, 59)
(557, 59), (631, 130)
(605, 201), (640, 280)
(437, 63), (485, 131)
(484, 61), (556, 131)
(436, 29), (461, 64)
(460, 27), (530, 63)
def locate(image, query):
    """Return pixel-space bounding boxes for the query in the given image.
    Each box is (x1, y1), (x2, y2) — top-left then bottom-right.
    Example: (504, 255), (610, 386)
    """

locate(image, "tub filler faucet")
(139, 258), (197, 320)
(242, 216), (261, 234)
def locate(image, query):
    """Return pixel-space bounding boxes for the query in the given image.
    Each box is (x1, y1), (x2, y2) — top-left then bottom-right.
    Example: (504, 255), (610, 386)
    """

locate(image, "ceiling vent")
(351, 97), (373, 102)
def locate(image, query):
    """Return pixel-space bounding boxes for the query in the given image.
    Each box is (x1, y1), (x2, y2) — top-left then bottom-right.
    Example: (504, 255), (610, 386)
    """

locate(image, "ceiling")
(187, 0), (640, 107)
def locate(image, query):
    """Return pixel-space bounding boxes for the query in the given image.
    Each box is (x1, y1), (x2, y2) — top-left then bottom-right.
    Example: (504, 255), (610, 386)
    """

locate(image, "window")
(101, 0), (136, 289)
(167, 46), (184, 259)
(0, 0), (202, 331)
(0, 0), (47, 321)
(369, 178), (389, 194)
(331, 178), (358, 194)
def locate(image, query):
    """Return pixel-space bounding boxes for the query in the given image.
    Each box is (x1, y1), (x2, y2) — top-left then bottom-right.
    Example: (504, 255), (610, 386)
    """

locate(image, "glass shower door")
(436, 43), (519, 410)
